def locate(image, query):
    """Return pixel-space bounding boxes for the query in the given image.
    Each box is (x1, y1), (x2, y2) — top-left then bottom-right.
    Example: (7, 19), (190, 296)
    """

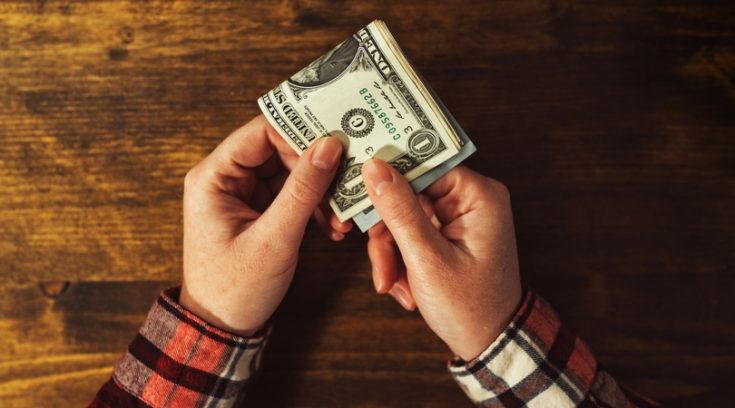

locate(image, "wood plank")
(2, 269), (735, 404)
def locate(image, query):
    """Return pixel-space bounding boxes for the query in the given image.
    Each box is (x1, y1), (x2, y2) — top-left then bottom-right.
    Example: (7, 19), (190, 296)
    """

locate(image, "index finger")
(423, 165), (475, 200)
(424, 165), (486, 225)
(207, 115), (298, 178)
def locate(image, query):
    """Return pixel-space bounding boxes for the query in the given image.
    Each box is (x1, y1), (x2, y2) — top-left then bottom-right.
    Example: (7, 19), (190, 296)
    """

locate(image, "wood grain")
(1, 0), (734, 406)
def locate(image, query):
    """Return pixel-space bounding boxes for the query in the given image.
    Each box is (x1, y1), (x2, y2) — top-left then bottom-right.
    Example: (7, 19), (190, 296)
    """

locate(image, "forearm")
(449, 288), (658, 407)
(90, 287), (269, 408)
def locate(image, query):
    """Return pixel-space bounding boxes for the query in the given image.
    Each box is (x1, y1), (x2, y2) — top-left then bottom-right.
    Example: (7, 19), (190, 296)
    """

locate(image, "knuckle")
(489, 179), (510, 200)
(482, 177), (511, 204)
(453, 165), (474, 180)
(385, 196), (420, 229)
(184, 166), (199, 190)
(287, 175), (323, 206)
(454, 165), (484, 186)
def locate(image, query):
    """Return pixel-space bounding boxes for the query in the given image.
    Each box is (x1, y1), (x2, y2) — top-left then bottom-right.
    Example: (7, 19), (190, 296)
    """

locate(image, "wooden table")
(2, 1), (734, 406)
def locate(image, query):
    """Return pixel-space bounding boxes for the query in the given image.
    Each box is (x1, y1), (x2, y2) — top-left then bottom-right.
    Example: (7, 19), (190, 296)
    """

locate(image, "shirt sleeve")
(89, 286), (270, 408)
(448, 288), (659, 407)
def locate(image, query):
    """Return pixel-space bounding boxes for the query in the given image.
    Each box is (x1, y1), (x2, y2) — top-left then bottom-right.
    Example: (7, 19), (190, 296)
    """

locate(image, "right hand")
(361, 159), (522, 361)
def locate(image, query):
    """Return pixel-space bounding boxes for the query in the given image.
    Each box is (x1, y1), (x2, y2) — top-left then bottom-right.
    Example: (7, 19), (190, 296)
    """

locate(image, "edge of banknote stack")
(258, 19), (476, 232)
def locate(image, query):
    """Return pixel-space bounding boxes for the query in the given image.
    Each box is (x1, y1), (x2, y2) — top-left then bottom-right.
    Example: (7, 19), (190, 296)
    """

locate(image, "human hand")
(180, 115), (351, 336)
(362, 160), (522, 361)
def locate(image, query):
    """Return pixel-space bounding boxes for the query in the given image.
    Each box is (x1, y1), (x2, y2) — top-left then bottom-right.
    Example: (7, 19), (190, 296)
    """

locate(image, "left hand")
(180, 115), (351, 336)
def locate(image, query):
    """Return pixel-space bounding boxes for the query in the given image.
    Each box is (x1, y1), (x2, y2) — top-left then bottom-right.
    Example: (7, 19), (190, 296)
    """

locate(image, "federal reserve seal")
(341, 108), (374, 138)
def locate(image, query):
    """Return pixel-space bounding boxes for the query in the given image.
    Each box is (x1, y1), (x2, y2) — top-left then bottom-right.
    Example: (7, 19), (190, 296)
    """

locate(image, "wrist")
(451, 285), (524, 362)
(179, 283), (263, 337)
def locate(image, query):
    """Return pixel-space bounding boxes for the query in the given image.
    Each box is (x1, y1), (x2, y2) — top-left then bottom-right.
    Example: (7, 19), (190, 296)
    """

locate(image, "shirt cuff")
(448, 288), (597, 407)
(109, 286), (270, 407)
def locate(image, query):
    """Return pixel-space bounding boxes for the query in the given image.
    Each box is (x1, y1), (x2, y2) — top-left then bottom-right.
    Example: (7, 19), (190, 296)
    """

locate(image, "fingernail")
(363, 159), (393, 197)
(389, 285), (413, 311)
(312, 137), (342, 170)
(373, 268), (385, 293)
(331, 231), (344, 241)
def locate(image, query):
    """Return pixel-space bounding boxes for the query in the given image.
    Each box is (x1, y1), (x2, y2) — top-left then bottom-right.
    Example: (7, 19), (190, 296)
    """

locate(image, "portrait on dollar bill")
(289, 38), (360, 88)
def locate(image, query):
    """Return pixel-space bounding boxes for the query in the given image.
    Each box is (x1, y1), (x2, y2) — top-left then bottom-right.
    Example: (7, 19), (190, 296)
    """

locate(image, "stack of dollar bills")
(258, 20), (476, 232)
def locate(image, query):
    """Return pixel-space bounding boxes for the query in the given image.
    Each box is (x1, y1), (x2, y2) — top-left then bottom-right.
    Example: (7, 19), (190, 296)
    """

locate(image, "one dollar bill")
(258, 20), (475, 224)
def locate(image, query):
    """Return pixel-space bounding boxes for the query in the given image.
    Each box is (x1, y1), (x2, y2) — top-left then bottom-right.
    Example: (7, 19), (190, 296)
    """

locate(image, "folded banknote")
(258, 20), (476, 230)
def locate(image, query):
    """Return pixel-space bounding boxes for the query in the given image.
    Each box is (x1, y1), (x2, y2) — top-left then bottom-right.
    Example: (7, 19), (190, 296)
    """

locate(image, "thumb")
(362, 158), (447, 255)
(258, 137), (343, 245)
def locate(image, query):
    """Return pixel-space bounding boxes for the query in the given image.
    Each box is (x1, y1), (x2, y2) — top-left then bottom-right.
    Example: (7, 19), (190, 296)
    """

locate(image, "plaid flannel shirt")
(90, 287), (657, 407)
(449, 289), (658, 407)
(91, 287), (268, 407)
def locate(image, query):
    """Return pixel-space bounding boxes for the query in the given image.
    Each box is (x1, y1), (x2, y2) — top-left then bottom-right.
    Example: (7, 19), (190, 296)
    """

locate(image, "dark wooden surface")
(1, 1), (734, 406)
